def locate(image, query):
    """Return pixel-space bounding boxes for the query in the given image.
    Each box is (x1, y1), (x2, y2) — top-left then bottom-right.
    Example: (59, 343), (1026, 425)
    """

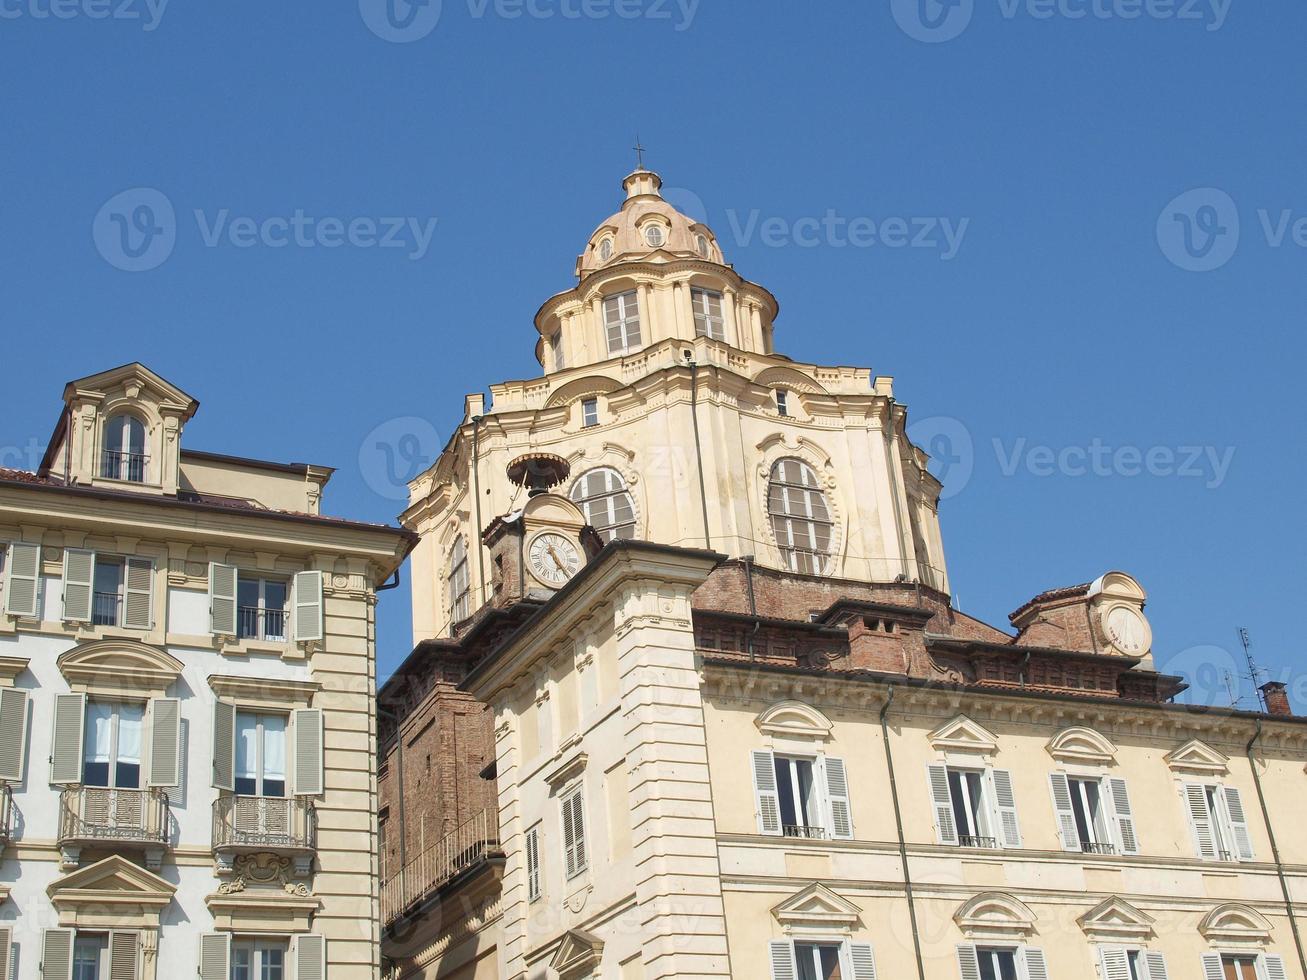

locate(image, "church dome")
(577, 169), (724, 277)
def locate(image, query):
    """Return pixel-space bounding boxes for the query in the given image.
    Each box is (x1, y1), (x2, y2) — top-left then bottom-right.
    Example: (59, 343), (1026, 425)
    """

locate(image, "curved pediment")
(754, 366), (830, 396)
(954, 892), (1037, 940)
(1200, 904), (1274, 945)
(58, 639), (182, 697)
(543, 375), (624, 410)
(756, 700), (834, 741)
(1047, 727), (1118, 765)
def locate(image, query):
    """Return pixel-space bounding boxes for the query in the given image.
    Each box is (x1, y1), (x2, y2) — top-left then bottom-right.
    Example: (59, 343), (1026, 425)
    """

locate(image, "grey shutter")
(212, 699), (236, 791)
(147, 697), (181, 787)
(957, 945), (981, 980)
(122, 557), (153, 629)
(0, 927), (11, 980)
(1099, 948), (1131, 980)
(3, 542), (41, 618)
(62, 548), (95, 623)
(849, 943), (877, 980)
(1048, 773), (1081, 851)
(208, 563), (238, 636)
(198, 934), (231, 980)
(526, 826), (541, 901)
(0, 688), (29, 783)
(929, 764), (959, 845)
(563, 790), (579, 877)
(1106, 777), (1140, 855)
(1143, 950), (1170, 980)
(50, 693), (86, 784)
(569, 789), (588, 873)
(293, 935), (325, 980)
(769, 941), (797, 980)
(1200, 953), (1224, 980)
(1263, 954), (1288, 980)
(822, 756), (853, 840)
(109, 931), (140, 980)
(41, 928), (74, 980)
(752, 749), (781, 835)
(1021, 947), (1049, 980)
(1184, 783), (1217, 859)
(991, 768), (1022, 848)
(293, 707), (324, 796)
(1222, 786), (1254, 860)
(293, 570), (323, 642)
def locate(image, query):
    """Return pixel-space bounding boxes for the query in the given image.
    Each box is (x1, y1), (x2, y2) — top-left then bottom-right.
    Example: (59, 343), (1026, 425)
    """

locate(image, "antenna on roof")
(1238, 627), (1268, 712)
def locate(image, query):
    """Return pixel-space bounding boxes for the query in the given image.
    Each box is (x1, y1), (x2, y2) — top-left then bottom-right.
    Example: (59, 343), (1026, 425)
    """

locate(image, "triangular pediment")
(929, 714), (999, 755)
(1165, 739), (1230, 775)
(65, 362), (197, 415)
(548, 929), (604, 977)
(1078, 897), (1156, 941)
(48, 854), (175, 903)
(772, 882), (861, 929)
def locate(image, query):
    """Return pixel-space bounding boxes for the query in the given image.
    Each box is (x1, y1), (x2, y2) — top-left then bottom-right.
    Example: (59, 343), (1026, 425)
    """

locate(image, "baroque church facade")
(378, 169), (1307, 980)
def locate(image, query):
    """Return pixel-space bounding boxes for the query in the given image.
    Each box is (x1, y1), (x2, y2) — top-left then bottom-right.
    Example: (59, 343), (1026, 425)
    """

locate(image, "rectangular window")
(561, 786), (588, 879)
(948, 768), (996, 848)
(231, 941), (286, 980)
(236, 576), (288, 641)
(582, 398), (599, 428)
(794, 942), (843, 980)
(92, 558), (124, 626)
(550, 331), (566, 371)
(1069, 777), (1113, 854)
(1187, 783), (1252, 861)
(977, 949), (1019, 980)
(526, 825), (542, 901)
(776, 388), (790, 417)
(774, 755), (823, 839)
(1221, 956), (1259, 980)
(83, 702), (143, 788)
(73, 935), (107, 980)
(691, 287), (725, 340)
(235, 713), (287, 797)
(603, 291), (642, 356)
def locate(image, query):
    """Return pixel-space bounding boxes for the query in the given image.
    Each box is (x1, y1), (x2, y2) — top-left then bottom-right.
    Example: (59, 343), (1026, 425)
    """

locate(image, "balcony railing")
(1079, 841), (1117, 855)
(0, 784), (12, 846)
(783, 824), (829, 840)
(237, 606), (287, 642)
(381, 808), (501, 927)
(100, 450), (148, 483)
(959, 835), (999, 849)
(92, 592), (121, 626)
(213, 794), (316, 852)
(58, 785), (169, 847)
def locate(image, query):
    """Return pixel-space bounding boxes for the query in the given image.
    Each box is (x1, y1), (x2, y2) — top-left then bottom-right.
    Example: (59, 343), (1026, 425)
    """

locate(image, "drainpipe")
(687, 357), (711, 549)
(742, 555), (761, 661)
(1246, 718), (1307, 978)
(880, 687), (927, 980)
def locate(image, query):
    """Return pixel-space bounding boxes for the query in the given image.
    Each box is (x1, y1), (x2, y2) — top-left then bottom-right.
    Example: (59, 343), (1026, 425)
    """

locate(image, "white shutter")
(821, 756), (853, 840)
(1021, 947), (1049, 980)
(562, 788), (587, 878)
(929, 764), (959, 845)
(3, 542), (41, 618)
(562, 791), (578, 877)
(41, 928), (74, 980)
(1184, 783), (1218, 859)
(146, 697), (181, 787)
(293, 570), (323, 642)
(292, 935), (325, 980)
(62, 548), (95, 623)
(109, 931), (140, 980)
(1144, 950), (1170, 980)
(1222, 786), (1255, 860)
(0, 688), (29, 783)
(208, 563), (237, 636)
(848, 942), (877, 980)
(198, 934), (231, 980)
(211, 699), (236, 791)
(1201, 953), (1225, 980)
(752, 749), (781, 835)
(769, 941), (797, 980)
(1106, 777), (1140, 855)
(1048, 773), (1081, 851)
(293, 707), (325, 796)
(526, 826), (541, 901)
(957, 944), (982, 980)
(122, 557), (153, 629)
(50, 693), (86, 784)
(1099, 947), (1131, 980)
(1262, 954), (1288, 980)
(990, 768), (1022, 848)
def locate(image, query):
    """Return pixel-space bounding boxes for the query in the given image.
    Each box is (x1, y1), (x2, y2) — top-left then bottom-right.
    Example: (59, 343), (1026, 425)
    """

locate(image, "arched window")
(696, 234), (709, 258)
(599, 238), (613, 262)
(767, 459), (833, 574)
(102, 413), (147, 482)
(570, 467), (637, 543)
(448, 536), (470, 626)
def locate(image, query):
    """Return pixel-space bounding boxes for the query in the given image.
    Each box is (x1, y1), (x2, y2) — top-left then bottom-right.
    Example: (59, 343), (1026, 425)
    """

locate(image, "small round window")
(599, 238), (613, 262)
(644, 225), (665, 247)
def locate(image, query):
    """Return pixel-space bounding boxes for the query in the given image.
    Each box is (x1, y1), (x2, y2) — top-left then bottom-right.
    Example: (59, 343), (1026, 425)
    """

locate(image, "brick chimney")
(1260, 681), (1292, 717)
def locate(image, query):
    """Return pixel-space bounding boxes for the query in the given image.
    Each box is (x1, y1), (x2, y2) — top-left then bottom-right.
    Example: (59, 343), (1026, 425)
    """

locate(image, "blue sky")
(1, 0), (1301, 704)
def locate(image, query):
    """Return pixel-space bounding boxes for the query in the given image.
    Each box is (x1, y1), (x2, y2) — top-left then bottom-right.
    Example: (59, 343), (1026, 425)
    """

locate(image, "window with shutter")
(1143, 950), (1169, 980)
(109, 932), (139, 980)
(42, 928), (75, 980)
(526, 825), (542, 901)
(1184, 783), (1219, 859)
(989, 769), (1022, 848)
(121, 558), (153, 630)
(847, 943), (877, 980)
(212, 700), (236, 792)
(4, 541), (41, 618)
(956, 944), (982, 980)
(1020, 947), (1048, 980)
(209, 563), (238, 636)
(292, 935), (324, 980)
(292, 571), (323, 643)
(146, 698), (181, 788)
(1262, 954), (1288, 980)
(50, 693), (87, 785)
(0, 687), (29, 783)
(292, 708), (324, 797)
(1106, 777), (1140, 855)
(751, 749), (782, 836)
(822, 756), (853, 840)
(1099, 947), (1132, 980)
(198, 934), (230, 980)
(561, 786), (587, 879)
(769, 941), (797, 980)
(1048, 773), (1082, 851)
(62, 548), (95, 623)
(1221, 786), (1254, 860)
(928, 764), (960, 845)
(0, 926), (11, 980)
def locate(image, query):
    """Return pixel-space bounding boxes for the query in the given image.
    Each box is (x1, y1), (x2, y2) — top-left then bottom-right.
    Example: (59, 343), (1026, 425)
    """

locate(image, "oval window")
(599, 238), (613, 262)
(644, 225), (665, 247)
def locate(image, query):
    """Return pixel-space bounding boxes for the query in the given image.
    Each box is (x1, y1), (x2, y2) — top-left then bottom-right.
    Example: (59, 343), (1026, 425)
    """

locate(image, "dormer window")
(598, 238), (613, 262)
(644, 225), (665, 247)
(102, 414), (147, 482)
(696, 234), (709, 257)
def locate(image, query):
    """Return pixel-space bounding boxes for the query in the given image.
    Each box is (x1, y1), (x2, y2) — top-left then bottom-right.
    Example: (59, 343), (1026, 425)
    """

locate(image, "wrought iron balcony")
(92, 592), (121, 626)
(237, 606), (287, 642)
(1079, 841), (1117, 856)
(0, 784), (12, 847)
(958, 834), (999, 849)
(213, 795), (316, 875)
(783, 823), (829, 840)
(381, 808), (501, 928)
(100, 450), (148, 483)
(58, 785), (169, 868)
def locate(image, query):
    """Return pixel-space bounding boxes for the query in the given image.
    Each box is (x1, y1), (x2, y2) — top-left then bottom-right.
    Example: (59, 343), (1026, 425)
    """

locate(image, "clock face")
(528, 532), (581, 587)
(1104, 605), (1149, 655)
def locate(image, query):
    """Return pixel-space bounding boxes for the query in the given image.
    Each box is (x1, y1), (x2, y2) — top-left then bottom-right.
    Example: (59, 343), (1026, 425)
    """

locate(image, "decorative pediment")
(954, 892), (1037, 941)
(929, 715), (999, 756)
(548, 929), (604, 979)
(772, 883), (861, 933)
(756, 700), (834, 741)
(208, 674), (320, 710)
(1199, 904), (1274, 946)
(1078, 897), (1156, 942)
(1047, 727), (1118, 766)
(0, 656), (28, 688)
(47, 855), (175, 928)
(58, 640), (182, 698)
(1165, 739), (1230, 775)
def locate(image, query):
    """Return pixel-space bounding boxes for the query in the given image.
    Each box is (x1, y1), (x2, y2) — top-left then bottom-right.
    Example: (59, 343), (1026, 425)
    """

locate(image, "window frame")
(448, 537), (471, 626)
(82, 699), (145, 789)
(236, 575), (289, 642)
(603, 290), (642, 356)
(776, 388), (790, 417)
(690, 287), (726, 341)
(560, 784), (588, 880)
(569, 467), (637, 543)
(230, 938), (288, 980)
(234, 710), (289, 798)
(766, 458), (834, 576)
(581, 398), (599, 428)
(774, 754), (822, 839)
(101, 413), (148, 483)
(948, 766), (997, 848)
